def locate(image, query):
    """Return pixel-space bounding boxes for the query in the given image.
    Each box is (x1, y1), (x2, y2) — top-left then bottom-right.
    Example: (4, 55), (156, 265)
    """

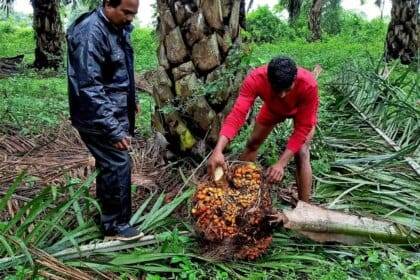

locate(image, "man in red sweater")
(208, 56), (319, 202)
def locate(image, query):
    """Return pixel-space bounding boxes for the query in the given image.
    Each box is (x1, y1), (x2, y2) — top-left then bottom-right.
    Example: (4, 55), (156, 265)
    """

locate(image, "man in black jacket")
(67, 0), (141, 240)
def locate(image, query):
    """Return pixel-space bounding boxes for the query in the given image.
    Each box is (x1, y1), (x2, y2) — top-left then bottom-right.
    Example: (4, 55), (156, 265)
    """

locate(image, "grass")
(0, 21), (157, 135)
(0, 70), (68, 134)
(0, 19), (34, 63)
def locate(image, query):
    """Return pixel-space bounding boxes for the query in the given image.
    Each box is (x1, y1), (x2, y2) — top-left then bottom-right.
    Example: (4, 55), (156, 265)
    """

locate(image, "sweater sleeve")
(219, 73), (258, 140)
(286, 84), (319, 153)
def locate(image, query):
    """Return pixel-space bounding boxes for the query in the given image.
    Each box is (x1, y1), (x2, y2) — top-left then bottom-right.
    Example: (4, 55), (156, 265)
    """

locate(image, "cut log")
(192, 34), (221, 72)
(165, 27), (188, 64)
(201, 0), (224, 30)
(281, 201), (419, 244)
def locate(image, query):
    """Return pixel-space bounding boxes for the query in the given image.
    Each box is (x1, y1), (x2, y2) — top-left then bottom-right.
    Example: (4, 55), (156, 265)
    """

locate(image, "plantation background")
(0, 2), (419, 279)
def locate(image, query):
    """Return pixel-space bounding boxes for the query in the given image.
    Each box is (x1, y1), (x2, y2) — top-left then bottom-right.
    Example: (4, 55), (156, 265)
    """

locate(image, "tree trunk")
(247, 0), (254, 12)
(280, 201), (419, 245)
(308, 0), (323, 41)
(287, 0), (303, 25)
(385, 0), (419, 65)
(152, 0), (246, 154)
(31, 0), (64, 69)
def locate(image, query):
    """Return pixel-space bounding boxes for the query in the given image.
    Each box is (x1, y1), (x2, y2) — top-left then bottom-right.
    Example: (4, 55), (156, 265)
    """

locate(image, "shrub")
(245, 6), (295, 43)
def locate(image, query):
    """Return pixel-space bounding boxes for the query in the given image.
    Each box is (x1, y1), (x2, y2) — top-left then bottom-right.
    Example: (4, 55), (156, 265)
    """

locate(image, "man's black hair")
(103, 0), (121, 7)
(267, 56), (297, 92)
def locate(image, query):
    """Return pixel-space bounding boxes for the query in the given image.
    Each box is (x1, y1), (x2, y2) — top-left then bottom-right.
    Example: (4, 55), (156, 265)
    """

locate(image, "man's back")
(67, 8), (136, 141)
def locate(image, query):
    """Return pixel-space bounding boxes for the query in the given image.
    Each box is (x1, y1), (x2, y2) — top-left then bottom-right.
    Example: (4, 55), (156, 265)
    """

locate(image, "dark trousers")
(79, 132), (132, 233)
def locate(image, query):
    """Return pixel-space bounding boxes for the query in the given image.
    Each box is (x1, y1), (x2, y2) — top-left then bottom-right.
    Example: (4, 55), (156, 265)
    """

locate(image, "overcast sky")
(13, 0), (391, 27)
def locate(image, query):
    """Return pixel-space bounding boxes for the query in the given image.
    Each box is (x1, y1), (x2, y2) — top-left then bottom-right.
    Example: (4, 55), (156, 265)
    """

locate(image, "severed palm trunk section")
(31, 0), (64, 69)
(280, 201), (419, 245)
(308, 0), (323, 42)
(385, 0), (419, 65)
(152, 0), (246, 154)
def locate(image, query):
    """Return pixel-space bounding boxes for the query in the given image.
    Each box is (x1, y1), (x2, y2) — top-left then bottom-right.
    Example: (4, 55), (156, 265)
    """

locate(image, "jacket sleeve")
(286, 84), (319, 153)
(75, 30), (127, 143)
(219, 73), (258, 140)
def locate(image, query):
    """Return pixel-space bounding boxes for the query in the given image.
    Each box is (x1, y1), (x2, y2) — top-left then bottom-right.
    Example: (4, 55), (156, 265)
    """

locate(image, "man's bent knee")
(296, 144), (310, 162)
(245, 138), (263, 152)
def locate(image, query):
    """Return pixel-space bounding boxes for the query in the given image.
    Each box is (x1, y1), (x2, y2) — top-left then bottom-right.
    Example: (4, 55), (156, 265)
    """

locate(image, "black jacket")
(67, 8), (136, 142)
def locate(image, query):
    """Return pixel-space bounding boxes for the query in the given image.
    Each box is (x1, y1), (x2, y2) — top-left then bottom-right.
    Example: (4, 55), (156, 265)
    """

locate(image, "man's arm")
(208, 73), (258, 175)
(285, 84), (319, 154)
(219, 74), (258, 141)
(267, 84), (319, 182)
(74, 31), (127, 143)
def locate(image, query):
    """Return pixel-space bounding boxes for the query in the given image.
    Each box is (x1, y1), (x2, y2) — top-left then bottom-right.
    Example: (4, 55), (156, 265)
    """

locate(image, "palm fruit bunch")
(192, 162), (274, 260)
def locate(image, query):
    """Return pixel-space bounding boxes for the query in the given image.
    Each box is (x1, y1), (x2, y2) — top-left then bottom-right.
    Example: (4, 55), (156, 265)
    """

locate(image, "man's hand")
(135, 103), (140, 114)
(113, 137), (131, 151)
(266, 162), (285, 183)
(208, 150), (227, 177)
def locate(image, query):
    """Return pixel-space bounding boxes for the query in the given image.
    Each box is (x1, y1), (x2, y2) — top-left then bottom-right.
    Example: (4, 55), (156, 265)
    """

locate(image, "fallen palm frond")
(31, 247), (96, 280)
(0, 170), (194, 278)
(0, 121), (184, 215)
(330, 59), (419, 175)
(348, 101), (420, 175)
(317, 60), (419, 236)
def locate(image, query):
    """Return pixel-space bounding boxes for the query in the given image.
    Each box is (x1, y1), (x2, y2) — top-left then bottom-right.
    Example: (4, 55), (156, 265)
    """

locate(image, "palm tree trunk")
(308, 0), (323, 42)
(247, 0), (254, 13)
(385, 0), (419, 64)
(152, 0), (246, 154)
(281, 201), (419, 244)
(287, 0), (303, 25)
(31, 0), (64, 69)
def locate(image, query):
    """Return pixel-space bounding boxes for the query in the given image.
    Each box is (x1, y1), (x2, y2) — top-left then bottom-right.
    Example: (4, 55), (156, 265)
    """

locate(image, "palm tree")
(385, 0), (419, 64)
(308, 0), (323, 41)
(0, 0), (64, 69)
(31, 0), (64, 69)
(0, 0), (13, 17)
(374, 0), (385, 19)
(151, 0), (246, 154)
(286, 0), (303, 25)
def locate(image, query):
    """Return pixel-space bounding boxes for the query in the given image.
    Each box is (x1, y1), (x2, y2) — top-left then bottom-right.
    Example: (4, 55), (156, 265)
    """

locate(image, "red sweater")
(220, 65), (319, 154)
